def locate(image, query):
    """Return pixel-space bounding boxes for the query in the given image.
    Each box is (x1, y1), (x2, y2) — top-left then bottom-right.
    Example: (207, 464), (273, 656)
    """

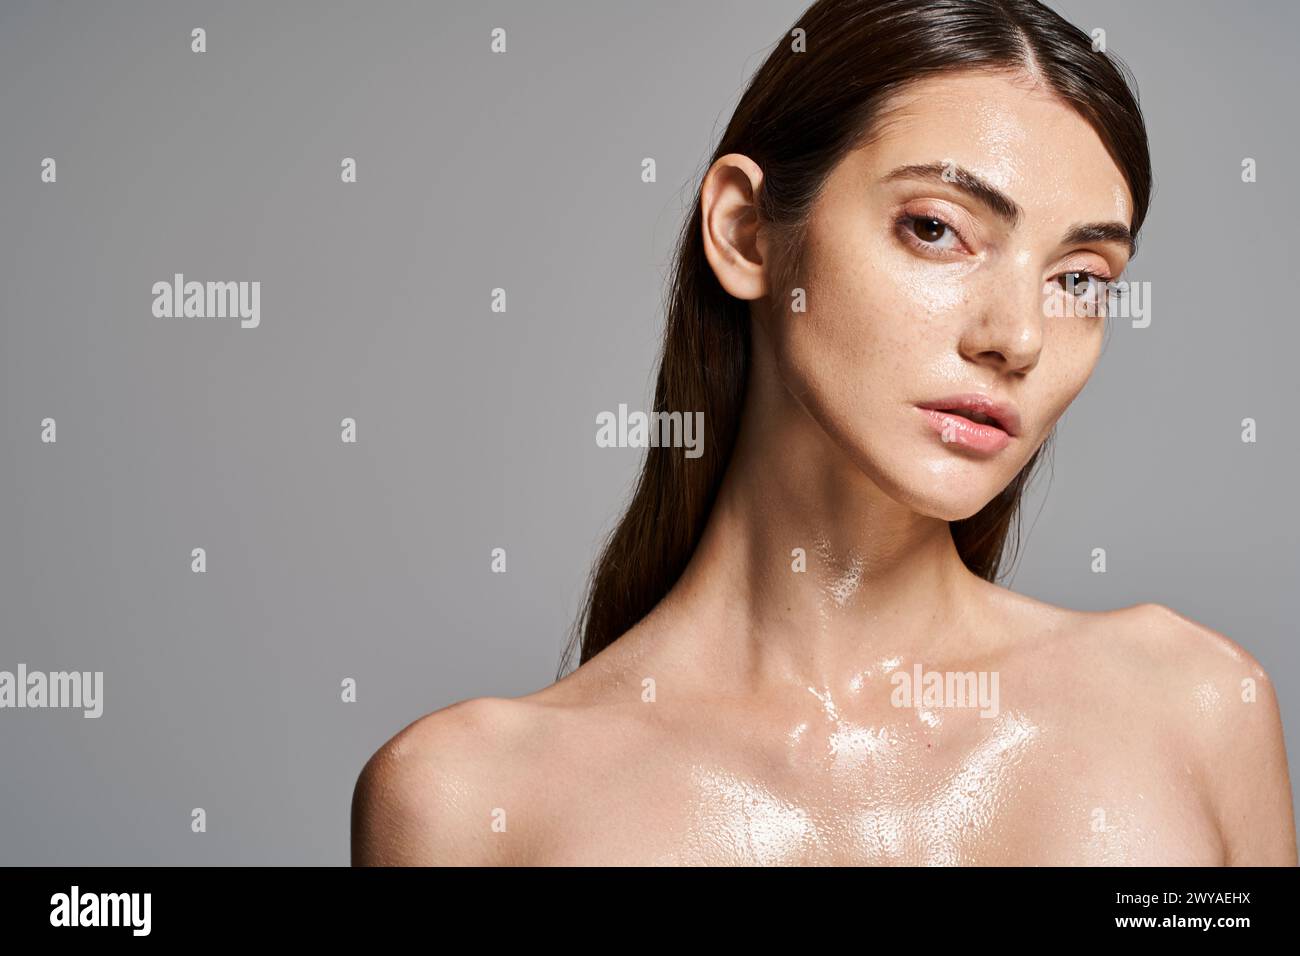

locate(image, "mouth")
(916, 394), (1021, 454)
(941, 407), (999, 427)
(917, 394), (1020, 436)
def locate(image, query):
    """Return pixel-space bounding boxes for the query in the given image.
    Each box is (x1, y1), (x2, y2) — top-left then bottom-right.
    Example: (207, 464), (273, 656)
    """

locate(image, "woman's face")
(759, 70), (1135, 520)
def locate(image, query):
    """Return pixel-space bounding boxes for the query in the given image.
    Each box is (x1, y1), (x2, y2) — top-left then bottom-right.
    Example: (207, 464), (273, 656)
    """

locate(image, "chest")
(524, 717), (1224, 865)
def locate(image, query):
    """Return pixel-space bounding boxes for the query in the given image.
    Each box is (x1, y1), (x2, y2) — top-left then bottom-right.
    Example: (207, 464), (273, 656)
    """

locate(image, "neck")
(658, 325), (986, 696)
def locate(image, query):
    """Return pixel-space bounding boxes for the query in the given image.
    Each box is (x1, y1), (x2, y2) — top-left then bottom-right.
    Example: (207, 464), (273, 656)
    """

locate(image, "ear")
(700, 152), (768, 301)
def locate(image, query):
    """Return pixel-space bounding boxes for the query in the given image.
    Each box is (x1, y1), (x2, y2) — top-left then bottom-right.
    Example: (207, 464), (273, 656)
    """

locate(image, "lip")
(916, 393), (1021, 455)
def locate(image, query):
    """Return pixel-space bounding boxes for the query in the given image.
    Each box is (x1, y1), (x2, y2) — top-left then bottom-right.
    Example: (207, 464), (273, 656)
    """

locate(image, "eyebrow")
(882, 161), (1135, 257)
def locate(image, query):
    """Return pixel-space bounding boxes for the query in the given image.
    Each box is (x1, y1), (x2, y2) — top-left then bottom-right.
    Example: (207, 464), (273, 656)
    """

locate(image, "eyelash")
(894, 213), (1123, 299)
(895, 212), (971, 255)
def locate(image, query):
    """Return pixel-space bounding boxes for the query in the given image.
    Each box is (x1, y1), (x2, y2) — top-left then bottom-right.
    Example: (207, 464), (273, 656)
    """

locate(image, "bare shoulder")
(350, 649), (657, 866)
(1102, 602), (1274, 706)
(989, 589), (1296, 864)
(350, 696), (542, 866)
(1107, 603), (1297, 865)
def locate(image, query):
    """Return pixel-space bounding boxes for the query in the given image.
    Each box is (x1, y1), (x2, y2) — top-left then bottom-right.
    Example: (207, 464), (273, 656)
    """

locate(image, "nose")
(958, 277), (1044, 376)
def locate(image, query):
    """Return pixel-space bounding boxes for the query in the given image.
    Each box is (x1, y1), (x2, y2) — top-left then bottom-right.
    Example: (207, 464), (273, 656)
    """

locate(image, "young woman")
(353, 0), (1297, 865)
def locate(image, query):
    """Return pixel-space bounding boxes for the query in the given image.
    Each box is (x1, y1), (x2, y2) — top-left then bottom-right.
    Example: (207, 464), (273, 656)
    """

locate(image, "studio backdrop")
(1, 0), (1296, 864)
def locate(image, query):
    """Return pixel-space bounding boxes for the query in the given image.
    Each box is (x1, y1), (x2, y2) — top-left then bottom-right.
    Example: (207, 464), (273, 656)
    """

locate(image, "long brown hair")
(559, 0), (1152, 676)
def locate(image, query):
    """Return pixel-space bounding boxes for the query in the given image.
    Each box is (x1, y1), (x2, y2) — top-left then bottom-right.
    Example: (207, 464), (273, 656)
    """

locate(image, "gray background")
(1, 0), (1296, 864)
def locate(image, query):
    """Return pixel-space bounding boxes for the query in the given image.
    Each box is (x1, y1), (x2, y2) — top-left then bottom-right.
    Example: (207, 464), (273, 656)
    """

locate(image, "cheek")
(1035, 318), (1105, 425)
(889, 255), (974, 317)
(772, 230), (960, 407)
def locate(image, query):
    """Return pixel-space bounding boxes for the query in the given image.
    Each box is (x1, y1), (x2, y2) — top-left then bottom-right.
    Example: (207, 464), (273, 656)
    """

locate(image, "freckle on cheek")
(897, 271), (967, 314)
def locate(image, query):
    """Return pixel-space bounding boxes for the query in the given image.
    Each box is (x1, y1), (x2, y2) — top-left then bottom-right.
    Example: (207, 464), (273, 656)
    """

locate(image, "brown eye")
(1059, 271), (1099, 296)
(913, 217), (947, 243)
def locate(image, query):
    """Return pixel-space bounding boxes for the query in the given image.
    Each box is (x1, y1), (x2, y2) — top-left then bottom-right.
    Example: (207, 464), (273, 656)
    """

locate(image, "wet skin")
(352, 71), (1297, 866)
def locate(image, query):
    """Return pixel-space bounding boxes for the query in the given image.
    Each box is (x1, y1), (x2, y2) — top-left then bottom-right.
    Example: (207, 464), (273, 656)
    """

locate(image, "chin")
(904, 490), (993, 523)
(868, 458), (1007, 523)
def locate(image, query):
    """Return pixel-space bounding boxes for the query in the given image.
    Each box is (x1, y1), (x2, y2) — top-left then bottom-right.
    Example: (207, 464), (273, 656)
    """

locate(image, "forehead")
(856, 70), (1132, 225)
